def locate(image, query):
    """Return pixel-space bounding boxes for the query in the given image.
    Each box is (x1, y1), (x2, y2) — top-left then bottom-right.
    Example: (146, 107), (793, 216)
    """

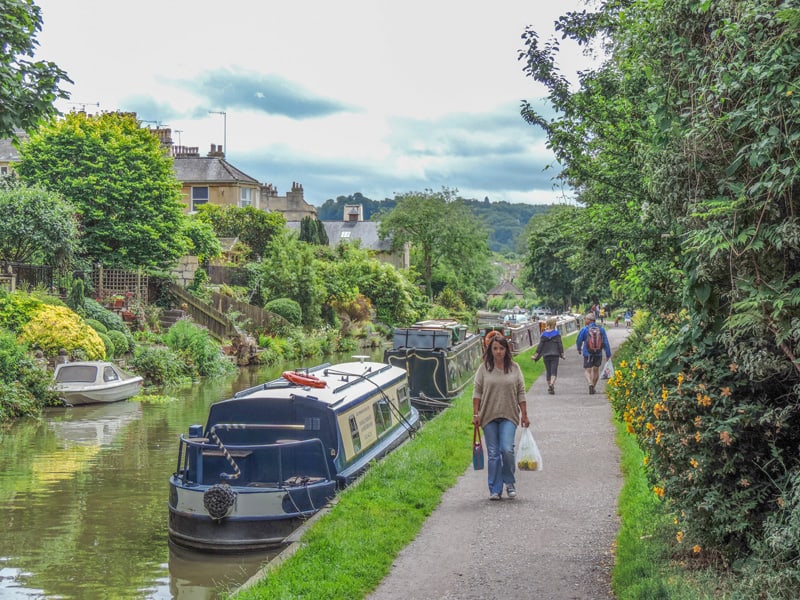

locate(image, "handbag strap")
(473, 425), (482, 445)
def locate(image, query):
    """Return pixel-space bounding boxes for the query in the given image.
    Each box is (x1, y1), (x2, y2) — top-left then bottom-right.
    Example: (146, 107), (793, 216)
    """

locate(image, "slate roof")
(173, 156), (260, 185)
(286, 220), (392, 252)
(487, 280), (523, 296)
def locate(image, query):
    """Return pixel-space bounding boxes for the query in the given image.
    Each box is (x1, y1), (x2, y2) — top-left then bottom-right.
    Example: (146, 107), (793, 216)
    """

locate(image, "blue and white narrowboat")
(168, 360), (419, 553)
(384, 319), (484, 411)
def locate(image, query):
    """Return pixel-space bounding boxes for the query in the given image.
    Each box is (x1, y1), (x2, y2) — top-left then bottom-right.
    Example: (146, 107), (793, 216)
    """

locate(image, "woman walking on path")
(532, 316), (565, 394)
(472, 335), (529, 500)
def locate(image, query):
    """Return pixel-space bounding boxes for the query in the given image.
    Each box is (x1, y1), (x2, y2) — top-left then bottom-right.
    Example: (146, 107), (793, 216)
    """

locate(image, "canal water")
(0, 348), (385, 600)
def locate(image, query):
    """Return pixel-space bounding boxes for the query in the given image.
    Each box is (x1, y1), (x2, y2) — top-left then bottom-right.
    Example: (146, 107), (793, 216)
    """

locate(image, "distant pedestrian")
(473, 335), (529, 501)
(598, 305), (605, 324)
(576, 313), (611, 395)
(624, 310), (632, 330)
(532, 316), (565, 395)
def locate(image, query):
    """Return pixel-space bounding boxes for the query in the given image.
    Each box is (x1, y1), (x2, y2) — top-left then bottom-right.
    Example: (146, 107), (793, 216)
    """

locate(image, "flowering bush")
(608, 310), (800, 563)
(18, 305), (106, 360)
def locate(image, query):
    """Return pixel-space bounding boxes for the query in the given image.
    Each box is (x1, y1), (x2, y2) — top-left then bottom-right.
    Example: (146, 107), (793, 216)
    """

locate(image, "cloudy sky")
(34, 0), (591, 206)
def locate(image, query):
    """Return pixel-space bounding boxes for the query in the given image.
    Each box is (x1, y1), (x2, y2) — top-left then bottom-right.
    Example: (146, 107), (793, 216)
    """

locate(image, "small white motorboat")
(53, 361), (144, 406)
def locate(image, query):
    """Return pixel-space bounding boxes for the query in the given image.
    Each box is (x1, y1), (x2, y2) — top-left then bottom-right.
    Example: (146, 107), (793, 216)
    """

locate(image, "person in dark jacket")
(532, 316), (565, 394)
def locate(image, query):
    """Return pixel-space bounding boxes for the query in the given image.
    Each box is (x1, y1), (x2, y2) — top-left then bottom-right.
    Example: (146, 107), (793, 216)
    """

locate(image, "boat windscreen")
(55, 365), (99, 383)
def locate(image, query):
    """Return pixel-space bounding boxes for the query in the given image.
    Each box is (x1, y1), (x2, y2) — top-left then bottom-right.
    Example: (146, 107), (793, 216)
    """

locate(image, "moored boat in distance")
(384, 319), (484, 412)
(480, 310), (541, 355)
(52, 361), (144, 406)
(168, 359), (419, 553)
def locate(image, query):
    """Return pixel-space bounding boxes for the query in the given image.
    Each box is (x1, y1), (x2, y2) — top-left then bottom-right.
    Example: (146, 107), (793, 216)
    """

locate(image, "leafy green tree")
(0, 0), (71, 138)
(183, 217), (222, 262)
(378, 188), (491, 301)
(298, 216), (329, 246)
(194, 204), (285, 259)
(0, 184), (78, 266)
(14, 111), (189, 270)
(247, 232), (325, 326)
(530, 0), (800, 569)
(316, 243), (423, 327)
(522, 205), (580, 310)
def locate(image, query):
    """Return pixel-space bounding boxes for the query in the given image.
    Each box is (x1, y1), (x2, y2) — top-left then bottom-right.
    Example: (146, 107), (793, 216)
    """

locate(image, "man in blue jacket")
(576, 313), (611, 394)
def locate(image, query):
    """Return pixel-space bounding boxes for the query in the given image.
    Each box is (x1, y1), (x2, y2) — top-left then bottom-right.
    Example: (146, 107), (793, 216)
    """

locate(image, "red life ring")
(483, 329), (505, 348)
(282, 371), (327, 388)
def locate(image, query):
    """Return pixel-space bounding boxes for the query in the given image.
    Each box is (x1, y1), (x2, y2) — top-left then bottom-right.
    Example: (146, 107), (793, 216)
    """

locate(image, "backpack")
(586, 325), (603, 354)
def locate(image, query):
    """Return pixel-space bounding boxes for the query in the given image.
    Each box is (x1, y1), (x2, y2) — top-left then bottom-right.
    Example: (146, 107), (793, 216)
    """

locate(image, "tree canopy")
(377, 188), (491, 302)
(523, 0), (800, 574)
(14, 111), (189, 270)
(0, 0), (71, 138)
(0, 183), (78, 266)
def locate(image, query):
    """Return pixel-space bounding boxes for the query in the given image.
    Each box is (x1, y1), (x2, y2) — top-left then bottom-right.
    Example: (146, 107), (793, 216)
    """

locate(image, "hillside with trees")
(317, 193), (552, 254)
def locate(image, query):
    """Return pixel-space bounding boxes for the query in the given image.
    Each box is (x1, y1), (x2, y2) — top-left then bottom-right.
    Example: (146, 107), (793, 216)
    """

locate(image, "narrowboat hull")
(384, 333), (484, 409)
(168, 360), (419, 553)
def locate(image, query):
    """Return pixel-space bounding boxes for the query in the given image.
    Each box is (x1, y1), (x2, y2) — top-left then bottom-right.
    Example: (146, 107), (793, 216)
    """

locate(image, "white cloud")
(34, 0), (593, 205)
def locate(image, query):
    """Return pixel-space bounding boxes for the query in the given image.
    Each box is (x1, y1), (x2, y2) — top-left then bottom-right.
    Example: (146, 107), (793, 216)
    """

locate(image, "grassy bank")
(230, 340), (559, 599)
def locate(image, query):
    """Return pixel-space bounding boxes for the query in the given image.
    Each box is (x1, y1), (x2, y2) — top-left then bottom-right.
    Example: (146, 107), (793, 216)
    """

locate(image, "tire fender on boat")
(204, 482), (237, 520)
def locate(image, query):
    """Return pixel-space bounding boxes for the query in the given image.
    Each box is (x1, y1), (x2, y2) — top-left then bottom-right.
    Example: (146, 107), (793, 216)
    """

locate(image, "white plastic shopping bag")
(516, 427), (543, 471)
(601, 358), (614, 380)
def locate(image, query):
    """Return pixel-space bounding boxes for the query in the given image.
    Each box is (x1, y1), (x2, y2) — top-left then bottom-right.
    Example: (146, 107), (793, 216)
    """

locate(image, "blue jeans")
(482, 418), (516, 495)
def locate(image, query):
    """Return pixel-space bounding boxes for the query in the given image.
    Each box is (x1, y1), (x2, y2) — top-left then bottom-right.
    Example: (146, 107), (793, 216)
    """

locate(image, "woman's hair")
(546, 316), (557, 330)
(484, 334), (513, 373)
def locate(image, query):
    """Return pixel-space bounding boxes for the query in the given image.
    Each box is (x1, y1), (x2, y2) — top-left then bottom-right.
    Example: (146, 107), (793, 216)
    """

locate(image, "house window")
(240, 187), (253, 208)
(340, 231), (351, 239)
(191, 186), (209, 211)
(0, 166), (8, 176)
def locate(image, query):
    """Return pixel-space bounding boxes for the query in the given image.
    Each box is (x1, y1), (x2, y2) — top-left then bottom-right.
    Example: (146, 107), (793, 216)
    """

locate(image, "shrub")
(0, 290), (44, 333)
(265, 298), (302, 326)
(106, 330), (130, 356)
(130, 345), (189, 386)
(80, 297), (127, 333)
(163, 319), (235, 378)
(19, 305), (105, 360)
(96, 332), (114, 358)
(85, 318), (108, 334)
(0, 380), (39, 422)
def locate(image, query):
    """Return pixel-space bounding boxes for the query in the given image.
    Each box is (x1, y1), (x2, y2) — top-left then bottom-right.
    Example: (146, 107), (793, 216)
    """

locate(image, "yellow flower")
(695, 431), (701, 442)
(690, 458), (699, 468)
(643, 455), (649, 466)
(692, 545), (702, 554)
(788, 90), (794, 96)
(676, 531), (684, 543)
(677, 373), (684, 385)
(653, 486), (665, 498)
(661, 387), (668, 401)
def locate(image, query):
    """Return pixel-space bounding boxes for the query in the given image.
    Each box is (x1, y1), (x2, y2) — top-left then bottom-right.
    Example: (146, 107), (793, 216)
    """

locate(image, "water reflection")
(0, 348), (386, 599)
(167, 544), (278, 600)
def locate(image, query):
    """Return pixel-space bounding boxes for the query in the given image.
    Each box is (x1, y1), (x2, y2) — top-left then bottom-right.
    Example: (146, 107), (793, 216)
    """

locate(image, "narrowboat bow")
(168, 360), (419, 553)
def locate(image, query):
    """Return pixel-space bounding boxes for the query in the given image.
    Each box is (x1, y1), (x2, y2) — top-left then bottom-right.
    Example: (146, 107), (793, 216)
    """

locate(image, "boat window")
(55, 365), (98, 383)
(374, 398), (392, 434)
(348, 415), (361, 454)
(397, 384), (411, 416)
(103, 366), (120, 382)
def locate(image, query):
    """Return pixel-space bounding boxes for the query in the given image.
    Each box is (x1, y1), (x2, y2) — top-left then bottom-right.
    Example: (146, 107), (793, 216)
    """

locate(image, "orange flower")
(719, 430), (732, 446)
(692, 545), (702, 554)
(721, 386), (731, 397)
(690, 458), (699, 468)
(729, 363), (739, 372)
